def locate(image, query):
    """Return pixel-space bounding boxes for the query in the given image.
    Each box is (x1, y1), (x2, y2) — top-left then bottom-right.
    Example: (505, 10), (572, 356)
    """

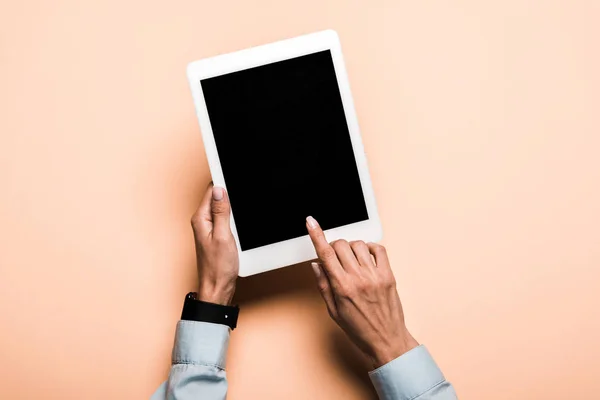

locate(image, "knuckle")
(213, 233), (231, 244)
(385, 273), (397, 288)
(190, 211), (202, 226)
(317, 282), (329, 294)
(320, 246), (337, 261)
(331, 239), (348, 251)
(370, 243), (388, 256)
(212, 202), (230, 214)
(377, 272), (396, 289)
(350, 240), (367, 251)
(337, 282), (356, 298)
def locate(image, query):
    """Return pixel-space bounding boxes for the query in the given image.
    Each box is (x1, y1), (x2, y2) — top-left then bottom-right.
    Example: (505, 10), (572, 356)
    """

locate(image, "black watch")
(181, 292), (239, 330)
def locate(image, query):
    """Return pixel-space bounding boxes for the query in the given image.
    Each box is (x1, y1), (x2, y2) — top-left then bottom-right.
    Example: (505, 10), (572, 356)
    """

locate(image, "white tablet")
(187, 30), (381, 276)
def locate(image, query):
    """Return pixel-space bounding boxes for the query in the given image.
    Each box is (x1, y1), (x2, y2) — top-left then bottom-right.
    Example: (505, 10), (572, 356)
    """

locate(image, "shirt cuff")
(172, 320), (230, 370)
(369, 345), (445, 400)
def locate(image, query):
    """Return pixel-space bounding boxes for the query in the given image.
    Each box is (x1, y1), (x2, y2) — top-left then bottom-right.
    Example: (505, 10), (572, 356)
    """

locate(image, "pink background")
(1, 1), (599, 399)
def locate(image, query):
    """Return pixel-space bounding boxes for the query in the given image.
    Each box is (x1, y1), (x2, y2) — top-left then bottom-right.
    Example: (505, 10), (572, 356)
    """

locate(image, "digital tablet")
(187, 30), (381, 276)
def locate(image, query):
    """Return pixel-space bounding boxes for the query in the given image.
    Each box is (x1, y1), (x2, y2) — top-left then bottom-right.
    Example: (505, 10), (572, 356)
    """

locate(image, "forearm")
(369, 345), (457, 400)
(151, 321), (230, 400)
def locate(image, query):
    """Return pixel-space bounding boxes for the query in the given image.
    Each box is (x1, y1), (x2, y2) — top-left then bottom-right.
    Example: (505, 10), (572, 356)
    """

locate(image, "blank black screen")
(201, 50), (368, 251)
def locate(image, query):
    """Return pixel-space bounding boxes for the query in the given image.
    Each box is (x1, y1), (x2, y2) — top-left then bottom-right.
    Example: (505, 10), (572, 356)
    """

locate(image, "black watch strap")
(181, 292), (239, 330)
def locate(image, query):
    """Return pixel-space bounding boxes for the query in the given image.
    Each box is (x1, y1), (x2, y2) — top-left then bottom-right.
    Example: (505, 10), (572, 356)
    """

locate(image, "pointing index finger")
(306, 216), (343, 279)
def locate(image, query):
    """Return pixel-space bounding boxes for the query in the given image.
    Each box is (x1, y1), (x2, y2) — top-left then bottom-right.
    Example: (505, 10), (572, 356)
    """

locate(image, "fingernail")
(306, 216), (318, 229)
(213, 186), (224, 201)
(311, 262), (321, 277)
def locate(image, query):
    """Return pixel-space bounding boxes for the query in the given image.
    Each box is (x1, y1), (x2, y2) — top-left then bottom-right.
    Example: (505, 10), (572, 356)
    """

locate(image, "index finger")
(306, 216), (344, 279)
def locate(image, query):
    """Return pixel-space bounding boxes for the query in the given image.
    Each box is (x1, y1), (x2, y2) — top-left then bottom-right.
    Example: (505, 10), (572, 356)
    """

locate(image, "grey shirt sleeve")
(151, 320), (230, 400)
(369, 345), (458, 400)
(151, 323), (456, 400)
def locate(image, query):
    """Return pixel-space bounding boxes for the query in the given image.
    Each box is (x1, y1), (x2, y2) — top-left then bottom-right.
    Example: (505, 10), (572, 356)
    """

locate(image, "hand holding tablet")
(187, 30), (381, 276)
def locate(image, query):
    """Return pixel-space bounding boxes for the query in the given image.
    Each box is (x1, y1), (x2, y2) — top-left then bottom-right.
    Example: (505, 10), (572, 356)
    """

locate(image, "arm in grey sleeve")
(150, 320), (230, 400)
(369, 345), (458, 400)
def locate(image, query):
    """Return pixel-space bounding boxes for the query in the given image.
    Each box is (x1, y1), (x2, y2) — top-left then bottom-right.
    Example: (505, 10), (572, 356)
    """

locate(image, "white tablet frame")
(187, 30), (382, 276)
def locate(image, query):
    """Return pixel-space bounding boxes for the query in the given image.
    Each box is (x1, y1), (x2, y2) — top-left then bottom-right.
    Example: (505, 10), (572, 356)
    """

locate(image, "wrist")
(197, 283), (235, 306)
(370, 329), (419, 369)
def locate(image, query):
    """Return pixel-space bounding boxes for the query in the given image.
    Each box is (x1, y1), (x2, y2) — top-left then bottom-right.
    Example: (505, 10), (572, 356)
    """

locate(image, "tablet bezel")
(187, 30), (381, 276)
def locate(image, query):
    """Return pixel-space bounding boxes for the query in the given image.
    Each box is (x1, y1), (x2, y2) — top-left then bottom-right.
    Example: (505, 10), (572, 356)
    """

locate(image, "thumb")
(211, 186), (231, 237)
